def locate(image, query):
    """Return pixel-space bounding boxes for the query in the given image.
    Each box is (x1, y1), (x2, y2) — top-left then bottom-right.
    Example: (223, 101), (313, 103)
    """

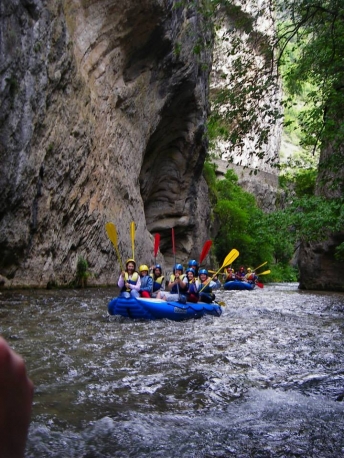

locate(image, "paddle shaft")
(130, 222), (135, 260)
(200, 249), (239, 292)
(253, 261), (267, 271)
(171, 228), (180, 298)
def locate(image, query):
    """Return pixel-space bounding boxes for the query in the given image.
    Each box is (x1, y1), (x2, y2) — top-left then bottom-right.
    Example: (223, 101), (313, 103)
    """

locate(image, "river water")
(1, 283), (344, 457)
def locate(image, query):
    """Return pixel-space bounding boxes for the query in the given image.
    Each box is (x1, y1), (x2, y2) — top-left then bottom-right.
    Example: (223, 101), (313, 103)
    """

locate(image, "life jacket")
(198, 281), (212, 294)
(246, 273), (257, 284)
(122, 272), (139, 292)
(150, 274), (164, 292)
(170, 274), (187, 294)
(198, 280), (213, 302)
(186, 280), (199, 303)
(170, 274), (186, 282)
(225, 273), (235, 282)
(140, 275), (153, 293)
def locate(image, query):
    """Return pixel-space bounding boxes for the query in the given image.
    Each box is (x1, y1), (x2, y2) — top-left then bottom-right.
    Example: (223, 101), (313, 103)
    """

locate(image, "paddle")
(130, 221), (135, 259)
(105, 222), (124, 271)
(199, 240), (212, 265)
(200, 248), (239, 292)
(171, 228), (184, 302)
(254, 270), (271, 288)
(154, 233), (160, 264)
(171, 228), (176, 265)
(253, 261), (267, 271)
(257, 269), (271, 276)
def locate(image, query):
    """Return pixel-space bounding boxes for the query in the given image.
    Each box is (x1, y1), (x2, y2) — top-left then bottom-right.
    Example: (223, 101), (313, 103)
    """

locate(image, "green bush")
(76, 256), (90, 288)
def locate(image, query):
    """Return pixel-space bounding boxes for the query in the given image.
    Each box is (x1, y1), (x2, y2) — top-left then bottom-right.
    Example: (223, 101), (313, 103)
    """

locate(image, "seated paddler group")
(106, 222), (268, 306)
(118, 259), (222, 304)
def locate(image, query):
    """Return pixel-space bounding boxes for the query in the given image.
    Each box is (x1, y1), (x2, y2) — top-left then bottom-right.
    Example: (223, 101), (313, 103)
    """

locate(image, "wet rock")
(0, 0), (212, 286)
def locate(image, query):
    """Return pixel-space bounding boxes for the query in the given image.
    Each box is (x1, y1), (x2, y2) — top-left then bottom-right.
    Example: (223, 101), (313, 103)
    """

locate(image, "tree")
(213, 170), (273, 267)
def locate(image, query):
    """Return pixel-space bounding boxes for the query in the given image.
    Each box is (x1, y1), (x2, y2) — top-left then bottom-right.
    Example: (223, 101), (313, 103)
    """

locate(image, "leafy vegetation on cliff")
(203, 0), (344, 277)
(203, 162), (344, 280)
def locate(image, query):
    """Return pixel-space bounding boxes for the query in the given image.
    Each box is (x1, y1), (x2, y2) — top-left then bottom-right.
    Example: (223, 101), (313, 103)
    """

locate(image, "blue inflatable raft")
(108, 296), (222, 321)
(224, 280), (255, 291)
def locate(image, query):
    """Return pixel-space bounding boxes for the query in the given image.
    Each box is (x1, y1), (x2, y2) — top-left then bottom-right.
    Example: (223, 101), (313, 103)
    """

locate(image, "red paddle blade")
(172, 228), (176, 254)
(199, 240), (212, 264)
(154, 233), (160, 257)
(256, 282), (264, 288)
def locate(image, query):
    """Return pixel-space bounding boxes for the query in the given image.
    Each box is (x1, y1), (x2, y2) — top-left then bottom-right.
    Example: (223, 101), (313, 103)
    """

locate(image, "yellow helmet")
(126, 258), (136, 266)
(139, 264), (149, 272)
(247, 268), (252, 272)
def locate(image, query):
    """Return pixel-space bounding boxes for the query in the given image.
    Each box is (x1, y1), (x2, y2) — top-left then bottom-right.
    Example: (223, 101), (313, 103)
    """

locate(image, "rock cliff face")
(0, 0), (213, 287)
(298, 233), (344, 292)
(212, 159), (280, 213)
(298, 137), (344, 291)
(208, 2), (281, 215)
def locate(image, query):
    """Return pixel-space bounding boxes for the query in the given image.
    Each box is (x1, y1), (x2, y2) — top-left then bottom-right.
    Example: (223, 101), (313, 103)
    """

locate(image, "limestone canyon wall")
(298, 135), (344, 291)
(0, 0), (213, 287)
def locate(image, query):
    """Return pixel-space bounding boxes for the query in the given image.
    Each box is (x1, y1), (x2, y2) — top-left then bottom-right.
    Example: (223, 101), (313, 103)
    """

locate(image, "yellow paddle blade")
(105, 222), (118, 247)
(105, 222), (123, 271)
(253, 261), (267, 271)
(200, 249), (239, 292)
(217, 301), (226, 307)
(130, 221), (135, 259)
(258, 269), (271, 275)
(221, 249), (240, 269)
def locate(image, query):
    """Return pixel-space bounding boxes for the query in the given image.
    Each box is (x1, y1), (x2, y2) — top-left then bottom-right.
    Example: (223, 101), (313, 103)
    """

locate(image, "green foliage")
(210, 167), (343, 281)
(335, 243), (344, 261)
(267, 264), (298, 282)
(276, 0), (344, 192)
(213, 170), (273, 268)
(293, 169), (317, 197)
(205, 0), (344, 191)
(202, 161), (218, 204)
(76, 256), (90, 288)
(279, 167), (317, 198)
(174, 42), (182, 57)
(265, 196), (344, 246)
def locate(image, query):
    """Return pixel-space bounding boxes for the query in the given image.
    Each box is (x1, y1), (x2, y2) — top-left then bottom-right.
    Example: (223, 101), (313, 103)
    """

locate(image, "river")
(1, 283), (343, 457)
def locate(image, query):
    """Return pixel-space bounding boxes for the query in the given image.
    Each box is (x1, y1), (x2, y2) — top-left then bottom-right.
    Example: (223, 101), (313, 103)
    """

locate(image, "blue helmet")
(198, 268), (208, 276)
(154, 264), (162, 274)
(188, 260), (198, 267)
(173, 263), (183, 273)
(186, 268), (195, 275)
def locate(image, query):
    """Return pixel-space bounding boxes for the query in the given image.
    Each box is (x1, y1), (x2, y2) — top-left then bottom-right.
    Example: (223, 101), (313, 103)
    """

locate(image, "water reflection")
(0, 284), (343, 457)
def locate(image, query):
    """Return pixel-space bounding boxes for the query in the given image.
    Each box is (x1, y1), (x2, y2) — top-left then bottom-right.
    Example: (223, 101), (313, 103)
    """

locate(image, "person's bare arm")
(0, 337), (34, 458)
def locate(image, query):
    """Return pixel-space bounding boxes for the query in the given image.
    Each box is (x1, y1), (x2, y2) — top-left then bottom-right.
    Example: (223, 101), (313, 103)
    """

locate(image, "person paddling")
(150, 264), (165, 297)
(187, 259), (199, 278)
(224, 267), (235, 282)
(139, 265), (153, 298)
(235, 266), (246, 281)
(184, 268), (199, 303)
(198, 269), (219, 303)
(157, 263), (187, 301)
(244, 267), (258, 285)
(118, 259), (141, 298)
